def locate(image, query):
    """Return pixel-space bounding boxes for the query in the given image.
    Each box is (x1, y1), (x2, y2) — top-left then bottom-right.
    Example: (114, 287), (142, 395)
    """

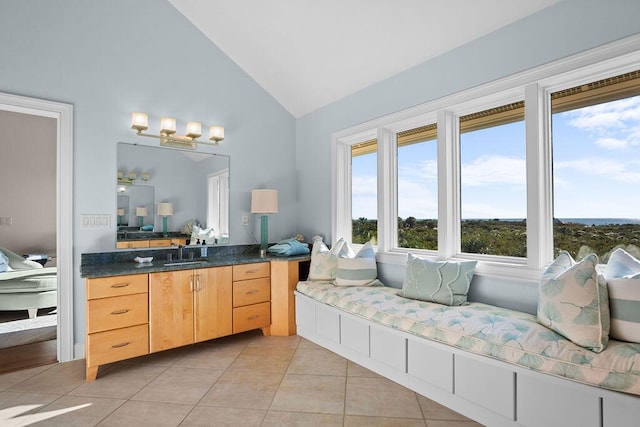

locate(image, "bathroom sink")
(163, 261), (203, 267)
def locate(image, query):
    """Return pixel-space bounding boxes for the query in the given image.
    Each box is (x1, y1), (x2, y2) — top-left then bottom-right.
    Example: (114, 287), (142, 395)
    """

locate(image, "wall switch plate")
(80, 214), (110, 229)
(241, 215), (249, 225)
(201, 246), (207, 257)
(0, 217), (12, 226)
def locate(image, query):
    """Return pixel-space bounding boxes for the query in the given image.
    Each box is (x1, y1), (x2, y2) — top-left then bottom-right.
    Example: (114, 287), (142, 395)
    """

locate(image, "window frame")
(332, 35), (640, 280)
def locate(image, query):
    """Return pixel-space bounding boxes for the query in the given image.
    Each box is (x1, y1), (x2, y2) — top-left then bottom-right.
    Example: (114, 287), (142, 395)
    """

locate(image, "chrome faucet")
(178, 245), (184, 261)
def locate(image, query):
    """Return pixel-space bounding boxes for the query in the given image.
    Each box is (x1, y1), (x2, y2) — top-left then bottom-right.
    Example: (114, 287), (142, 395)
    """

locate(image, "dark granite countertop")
(80, 245), (310, 278)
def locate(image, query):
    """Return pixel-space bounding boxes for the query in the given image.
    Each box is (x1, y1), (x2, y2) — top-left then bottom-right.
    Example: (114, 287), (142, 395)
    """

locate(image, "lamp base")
(162, 216), (169, 237)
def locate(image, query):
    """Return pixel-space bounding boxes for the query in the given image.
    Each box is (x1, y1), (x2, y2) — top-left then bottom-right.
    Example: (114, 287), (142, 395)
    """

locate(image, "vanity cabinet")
(85, 273), (149, 381)
(232, 263), (271, 333)
(116, 240), (150, 249)
(117, 237), (187, 249)
(149, 266), (232, 352)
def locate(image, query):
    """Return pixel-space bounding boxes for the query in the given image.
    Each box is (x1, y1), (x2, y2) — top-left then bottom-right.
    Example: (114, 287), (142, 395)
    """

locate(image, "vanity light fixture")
(251, 189), (278, 257)
(157, 202), (174, 237)
(117, 169), (150, 184)
(131, 112), (225, 150)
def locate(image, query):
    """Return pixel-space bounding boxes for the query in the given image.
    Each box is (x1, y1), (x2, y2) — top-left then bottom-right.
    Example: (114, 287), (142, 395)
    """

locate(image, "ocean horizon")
(460, 218), (640, 226)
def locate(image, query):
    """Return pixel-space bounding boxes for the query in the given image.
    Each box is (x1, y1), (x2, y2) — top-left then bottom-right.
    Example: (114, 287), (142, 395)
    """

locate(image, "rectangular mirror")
(116, 142), (230, 248)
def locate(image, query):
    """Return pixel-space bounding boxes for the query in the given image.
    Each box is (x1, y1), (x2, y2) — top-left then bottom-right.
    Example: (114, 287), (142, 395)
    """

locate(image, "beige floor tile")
(347, 361), (382, 378)
(125, 347), (188, 367)
(0, 391), (61, 419)
(228, 346), (295, 374)
(346, 377), (423, 419)
(199, 369), (282, 410)
(132, 366), (223, 405)
(173, 344), (242, 370)
(30, 395), (125, 426)
(70, 363), (167, 399)
(417, 396), (476, 422)
(8, 359), (85, 395)
(270, 374), (346, 415)
(262, 410), (343, 426)
(297, 338), (326, 351)
(96, 400), (192, 427)
(345, 415), (427, 426)
(0, 364), (53, 391)
(181, 406), (265, 426)
(245, 333), (301, 349)
(287, 348), (347, 377)
(424, 421), (484, 427)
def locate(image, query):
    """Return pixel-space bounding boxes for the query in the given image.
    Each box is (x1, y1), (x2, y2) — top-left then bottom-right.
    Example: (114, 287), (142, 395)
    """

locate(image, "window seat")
(295, 281), (640, 427)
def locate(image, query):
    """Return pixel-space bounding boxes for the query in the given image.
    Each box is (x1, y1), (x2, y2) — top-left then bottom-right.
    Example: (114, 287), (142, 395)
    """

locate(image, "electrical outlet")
(0, 217), (12, 226)
(200, 246), (207, 257)
(241, 215), (249, 225)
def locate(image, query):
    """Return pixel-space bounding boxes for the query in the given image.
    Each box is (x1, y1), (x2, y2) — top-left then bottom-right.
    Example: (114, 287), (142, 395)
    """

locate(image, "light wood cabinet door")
(149, 239), (172, 247)
(149, 270), (195, 352)
(194, 266), (233, 343)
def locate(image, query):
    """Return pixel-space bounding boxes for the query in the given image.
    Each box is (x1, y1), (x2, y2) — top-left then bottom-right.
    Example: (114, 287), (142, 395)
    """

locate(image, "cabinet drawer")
(86, 324), (149, 367)
(233, 277), (270, 307)
(233, 262), (270, 281)
(171, 238), (187, 246)
(87, 293), (148, 333)
(233, 301), (271, 333)
(149, 239), (171, 247)
(86, 274), (148, 300)
(116, 240), (149, 249)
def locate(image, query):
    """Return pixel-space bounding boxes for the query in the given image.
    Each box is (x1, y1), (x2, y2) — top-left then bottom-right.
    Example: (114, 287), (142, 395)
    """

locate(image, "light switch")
(0, 217), (12, 226)
(80, 214), (111, 229)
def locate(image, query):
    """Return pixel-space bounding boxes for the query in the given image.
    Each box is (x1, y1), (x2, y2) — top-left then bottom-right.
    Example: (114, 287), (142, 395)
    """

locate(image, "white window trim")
(333, 34), (640, 281)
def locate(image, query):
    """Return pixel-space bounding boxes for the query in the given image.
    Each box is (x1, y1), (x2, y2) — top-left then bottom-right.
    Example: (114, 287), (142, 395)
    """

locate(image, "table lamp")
(157, 202), (174, 237)
(136, 207), (147, 228)
(251, 189), (278, 257)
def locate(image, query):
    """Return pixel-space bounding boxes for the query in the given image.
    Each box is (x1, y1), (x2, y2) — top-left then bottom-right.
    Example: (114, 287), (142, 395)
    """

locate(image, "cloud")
(595, 137), (628, 149)
(562, 95), (640, 148)
(461, 155), (526, 187)
(555, 157), (640, 183)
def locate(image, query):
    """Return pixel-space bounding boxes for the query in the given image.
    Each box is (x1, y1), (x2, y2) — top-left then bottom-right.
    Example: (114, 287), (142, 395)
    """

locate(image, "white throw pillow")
(335, 241), (377, 287)
(537, 251), (610, 353)
(308, 237), (345, 281)
(604, 248), (640, 343)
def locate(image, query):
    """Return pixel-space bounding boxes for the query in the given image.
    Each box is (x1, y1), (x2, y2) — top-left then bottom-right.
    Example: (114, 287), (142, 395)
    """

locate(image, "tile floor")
(0, 330), (483, 426)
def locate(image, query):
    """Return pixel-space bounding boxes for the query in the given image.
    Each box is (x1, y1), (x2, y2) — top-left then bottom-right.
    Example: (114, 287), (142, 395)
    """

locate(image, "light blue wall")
(295, 0), (640, 312)
(0, 0), (296, 344)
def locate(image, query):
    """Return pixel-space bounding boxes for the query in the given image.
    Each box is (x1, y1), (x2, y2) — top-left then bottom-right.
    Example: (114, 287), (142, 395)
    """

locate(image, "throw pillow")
(335, 241), (377, 287)
(0, 251), (8, 273)
(537, 251), (610, 353)
(604, 248), (640, 343)
(308, 237), (345, 281)
(605, 248), (640, 280)
(398, 253), (477, 306)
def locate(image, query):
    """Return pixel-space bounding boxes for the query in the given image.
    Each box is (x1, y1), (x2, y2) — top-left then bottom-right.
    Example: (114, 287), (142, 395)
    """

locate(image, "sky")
(352, 95), (640, 220)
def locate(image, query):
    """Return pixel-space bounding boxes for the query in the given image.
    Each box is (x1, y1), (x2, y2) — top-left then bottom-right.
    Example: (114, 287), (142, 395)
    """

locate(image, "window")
(206, 168), (229, 239)
(459, 102), (527, 257)
(333, 39), (640, 275)
(551, 71), (640, 260)
(397, 124), (438, 250)
(352, 139), (378, 244)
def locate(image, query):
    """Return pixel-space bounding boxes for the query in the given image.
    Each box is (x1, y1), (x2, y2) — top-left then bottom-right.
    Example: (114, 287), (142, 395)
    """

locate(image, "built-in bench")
(295, 281), (640, 427)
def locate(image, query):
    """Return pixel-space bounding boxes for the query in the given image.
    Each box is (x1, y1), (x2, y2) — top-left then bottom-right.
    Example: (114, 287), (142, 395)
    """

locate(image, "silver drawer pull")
(248, 315), (260, 320)
(246, 290), (259, 295)
(112, 342), (130, 348)
(111, 283), (129, 288)
(111, 309), (130, 315)
(246, 269), (259, 274)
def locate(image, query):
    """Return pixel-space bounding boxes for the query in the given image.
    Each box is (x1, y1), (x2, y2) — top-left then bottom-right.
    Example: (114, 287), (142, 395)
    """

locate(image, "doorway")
(0, 92), (74, 371)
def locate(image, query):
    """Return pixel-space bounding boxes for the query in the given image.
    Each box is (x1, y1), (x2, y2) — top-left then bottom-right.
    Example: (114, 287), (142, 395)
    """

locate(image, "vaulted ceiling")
(169, 0), (561, 117)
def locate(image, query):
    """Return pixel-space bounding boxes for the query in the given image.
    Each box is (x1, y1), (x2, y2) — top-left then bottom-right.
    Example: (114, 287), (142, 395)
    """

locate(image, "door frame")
(0, 92), (74, 362)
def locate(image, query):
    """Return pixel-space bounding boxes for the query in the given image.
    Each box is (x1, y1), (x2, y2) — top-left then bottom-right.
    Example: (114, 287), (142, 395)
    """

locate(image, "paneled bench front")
(295, 282), (640, 427)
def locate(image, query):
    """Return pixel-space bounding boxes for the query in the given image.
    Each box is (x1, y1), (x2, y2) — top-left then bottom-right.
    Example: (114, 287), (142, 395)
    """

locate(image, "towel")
(267, 239), (310, 256)
(140, 224), (154, 231)
(0, 251), (8, 272)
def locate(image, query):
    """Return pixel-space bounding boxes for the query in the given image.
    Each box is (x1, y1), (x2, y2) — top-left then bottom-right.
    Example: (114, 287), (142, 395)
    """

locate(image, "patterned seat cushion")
(297, 281), (640, 395)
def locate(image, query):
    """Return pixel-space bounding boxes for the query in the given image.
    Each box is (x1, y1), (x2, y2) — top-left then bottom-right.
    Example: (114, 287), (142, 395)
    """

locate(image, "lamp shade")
(157, 202), (174, 216)
(136, 207), (147, 217)
(117, 208), (125, 216)
(251, 189), (278, 214)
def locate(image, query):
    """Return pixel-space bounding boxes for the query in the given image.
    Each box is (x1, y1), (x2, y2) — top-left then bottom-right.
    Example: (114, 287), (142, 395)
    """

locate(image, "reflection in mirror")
(117, 142), (230, 248)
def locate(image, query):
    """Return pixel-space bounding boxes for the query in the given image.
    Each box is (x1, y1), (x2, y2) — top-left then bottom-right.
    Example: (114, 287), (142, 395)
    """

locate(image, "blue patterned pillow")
(0, 251), (8, 273)
(308, 237), (345, 281)
(604, 248), (640, 343)
(398, 253), (477, 306)
(537, 251), (610, 352)
(335, 241), (377, 287)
